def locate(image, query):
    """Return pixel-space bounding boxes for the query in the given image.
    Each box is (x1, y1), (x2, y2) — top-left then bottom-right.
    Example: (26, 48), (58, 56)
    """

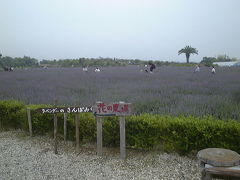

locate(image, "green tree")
(178, 45), (198, 63)
(200, 57), (216, 66)
(217, 54), (231, 62)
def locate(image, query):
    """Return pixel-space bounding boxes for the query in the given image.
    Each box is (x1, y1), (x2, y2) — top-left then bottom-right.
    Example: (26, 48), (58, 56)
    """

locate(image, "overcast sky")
(0, 0), (239, 62)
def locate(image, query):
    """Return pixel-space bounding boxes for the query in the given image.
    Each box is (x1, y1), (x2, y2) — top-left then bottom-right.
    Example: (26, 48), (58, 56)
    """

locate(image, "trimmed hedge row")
(0, 100), (25, 128)
(0, 100), (240, 155)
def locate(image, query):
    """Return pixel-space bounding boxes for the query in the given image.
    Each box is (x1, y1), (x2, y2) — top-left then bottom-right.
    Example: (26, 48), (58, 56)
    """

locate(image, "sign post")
(64, 113), (67, 142)
(53, 113), (58, 154)
(27, 107), (32, 137)
(96, 116), (103, 156)
(75, 113), (80, 153)
(119, 115), (126, 159)
(92, 101), (131, 159)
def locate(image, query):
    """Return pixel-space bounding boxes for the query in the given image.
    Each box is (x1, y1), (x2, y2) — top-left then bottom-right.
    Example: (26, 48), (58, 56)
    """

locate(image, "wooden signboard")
(92, 102), (131, 116)
(93, 101), (131, 159)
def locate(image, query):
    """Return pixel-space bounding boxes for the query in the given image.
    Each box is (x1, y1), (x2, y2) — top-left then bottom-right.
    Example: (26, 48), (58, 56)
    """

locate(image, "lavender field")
(0, 66), (240, 120)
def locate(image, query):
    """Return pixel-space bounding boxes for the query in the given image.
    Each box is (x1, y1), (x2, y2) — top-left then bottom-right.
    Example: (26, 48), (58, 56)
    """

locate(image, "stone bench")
(202, 164), (240, 180)
(197, 148), (240, 180)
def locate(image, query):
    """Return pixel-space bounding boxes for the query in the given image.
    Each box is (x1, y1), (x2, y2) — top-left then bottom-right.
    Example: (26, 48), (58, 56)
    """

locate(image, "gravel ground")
(0, 130), (201, 180)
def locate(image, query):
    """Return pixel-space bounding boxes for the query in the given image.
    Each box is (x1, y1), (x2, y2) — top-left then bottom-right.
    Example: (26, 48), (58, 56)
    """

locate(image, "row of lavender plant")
(0, 66), (239, 120)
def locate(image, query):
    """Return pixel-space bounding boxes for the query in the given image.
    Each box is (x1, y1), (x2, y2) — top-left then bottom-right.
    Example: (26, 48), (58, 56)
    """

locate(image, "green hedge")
(0, 100), (25, 129)
(0, 100), (240, 155)
(126, 114), (240, 154)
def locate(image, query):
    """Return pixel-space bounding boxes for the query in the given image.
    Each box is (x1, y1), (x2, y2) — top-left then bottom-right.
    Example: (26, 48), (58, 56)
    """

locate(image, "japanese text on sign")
(36, 107), (92, 114)
(93, 102), (131, 116)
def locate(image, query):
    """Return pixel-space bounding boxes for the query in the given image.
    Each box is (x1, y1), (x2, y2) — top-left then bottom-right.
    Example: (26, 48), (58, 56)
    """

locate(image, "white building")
(213, 61), (240, 67)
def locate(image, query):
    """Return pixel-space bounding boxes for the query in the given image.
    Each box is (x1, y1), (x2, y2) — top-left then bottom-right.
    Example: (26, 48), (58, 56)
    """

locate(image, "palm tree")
(178, 46), (198, 63)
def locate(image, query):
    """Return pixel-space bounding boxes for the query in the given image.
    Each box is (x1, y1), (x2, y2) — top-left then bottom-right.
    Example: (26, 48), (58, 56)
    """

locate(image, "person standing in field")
(149, 62), (156, 73)
(211, 66), (216, 74)
(194, 65), (200, 73)
(144, 64), (148, 72)
(95, 67), (100, 72)
(83, 66), (88, 72)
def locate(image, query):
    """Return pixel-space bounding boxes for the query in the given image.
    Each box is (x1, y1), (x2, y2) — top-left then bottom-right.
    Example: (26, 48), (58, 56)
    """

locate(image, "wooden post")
(64, 113), (67, 142)
(27, 108), (32, 137)
(53, 114), (58, 154)
(97, 116), (103, 156)
(119, 116), (126, 159)
(75, 113), (80, 153)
